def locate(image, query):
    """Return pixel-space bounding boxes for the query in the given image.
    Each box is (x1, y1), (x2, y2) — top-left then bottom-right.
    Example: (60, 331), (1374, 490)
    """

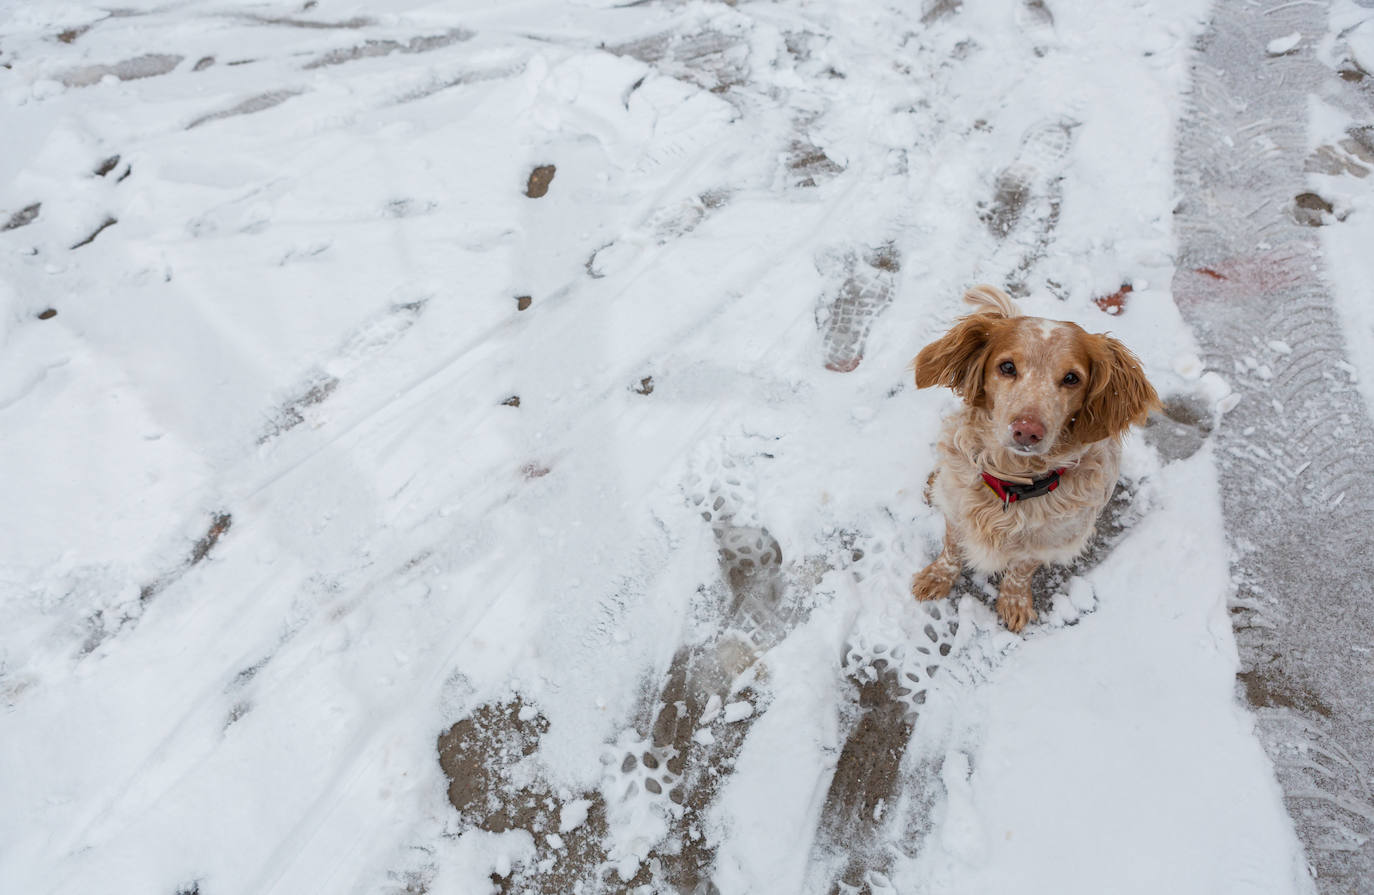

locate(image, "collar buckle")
(981, 468), (1067, 507)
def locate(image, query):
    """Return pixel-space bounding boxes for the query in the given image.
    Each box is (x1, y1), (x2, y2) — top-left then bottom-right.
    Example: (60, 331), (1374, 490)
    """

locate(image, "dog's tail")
(963, 284), (1021, 318)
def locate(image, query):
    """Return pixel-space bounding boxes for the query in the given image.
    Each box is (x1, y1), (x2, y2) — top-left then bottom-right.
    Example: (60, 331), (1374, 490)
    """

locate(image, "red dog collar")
(982, 468), (1068, 506)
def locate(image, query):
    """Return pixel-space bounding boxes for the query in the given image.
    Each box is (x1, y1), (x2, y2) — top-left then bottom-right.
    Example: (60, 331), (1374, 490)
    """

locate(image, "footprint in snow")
(1015, 0), (1057, 55)
(787, 122), (846, 189)
(597, 444), (812, 891)
(808, 533), (959, 892)
(979, 117), (1077, 294)
(815, 242), (902, 373)
(980, 117), (1075, 240)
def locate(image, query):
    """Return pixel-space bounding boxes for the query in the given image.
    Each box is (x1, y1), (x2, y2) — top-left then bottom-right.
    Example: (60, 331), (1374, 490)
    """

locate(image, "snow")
(721, 700), (753, 723)
(1172, 352), (1204, 380)
(1334, 2), (1374, 74)
(0, 0), (1325, 893)
(559, 798), (592, 833)
(1267, 32), (1303, 56)
(1304, 34), (1374, 417)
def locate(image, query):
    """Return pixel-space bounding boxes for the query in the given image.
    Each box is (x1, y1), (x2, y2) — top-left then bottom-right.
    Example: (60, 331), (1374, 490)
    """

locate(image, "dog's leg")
(912, 522), (961, 602)
(996, 560), (1039, 633)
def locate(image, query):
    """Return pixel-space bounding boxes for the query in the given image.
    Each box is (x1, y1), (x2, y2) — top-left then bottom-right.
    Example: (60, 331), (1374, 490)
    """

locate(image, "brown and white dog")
(910, 285), (1160, 632)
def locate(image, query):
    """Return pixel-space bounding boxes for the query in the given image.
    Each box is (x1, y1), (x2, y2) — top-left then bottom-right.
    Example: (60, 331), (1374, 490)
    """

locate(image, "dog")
(910, 285), (1160, 632)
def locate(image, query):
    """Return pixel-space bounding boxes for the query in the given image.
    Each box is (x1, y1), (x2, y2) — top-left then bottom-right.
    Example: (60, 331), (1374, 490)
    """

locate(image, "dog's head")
(914, 285), (1160, 455)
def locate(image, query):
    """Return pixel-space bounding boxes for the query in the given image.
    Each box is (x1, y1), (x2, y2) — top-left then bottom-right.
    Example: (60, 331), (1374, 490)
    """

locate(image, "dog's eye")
(1062, 372), (1081, 386)
(998, 361), (1017, 377)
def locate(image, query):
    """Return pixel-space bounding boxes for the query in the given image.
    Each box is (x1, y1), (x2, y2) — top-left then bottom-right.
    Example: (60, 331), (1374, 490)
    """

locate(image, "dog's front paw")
(911, 561), (957, 602)
(995, 592), (1037, 633)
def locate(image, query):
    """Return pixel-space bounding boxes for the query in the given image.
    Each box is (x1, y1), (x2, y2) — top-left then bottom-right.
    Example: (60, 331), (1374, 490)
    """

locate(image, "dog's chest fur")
(930, 408), (1120, 574)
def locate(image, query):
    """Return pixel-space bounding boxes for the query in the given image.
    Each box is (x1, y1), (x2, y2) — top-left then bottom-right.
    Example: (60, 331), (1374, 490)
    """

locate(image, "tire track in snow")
(1173, 2), (1374, 889)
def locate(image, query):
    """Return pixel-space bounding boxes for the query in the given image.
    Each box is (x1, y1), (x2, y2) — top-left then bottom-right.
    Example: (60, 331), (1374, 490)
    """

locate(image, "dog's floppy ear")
(914, 315), (996, 406)
(1071, 334), (1161, 443)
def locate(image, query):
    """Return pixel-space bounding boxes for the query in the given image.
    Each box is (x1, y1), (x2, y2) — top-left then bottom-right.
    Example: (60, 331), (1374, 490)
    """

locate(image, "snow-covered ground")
(1, 0), (1366, 892)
